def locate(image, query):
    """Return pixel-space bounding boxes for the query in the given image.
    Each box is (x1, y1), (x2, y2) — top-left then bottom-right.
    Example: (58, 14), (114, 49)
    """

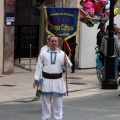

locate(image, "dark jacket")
(97, 30), (106, 47)
(67, 36), (77, 53)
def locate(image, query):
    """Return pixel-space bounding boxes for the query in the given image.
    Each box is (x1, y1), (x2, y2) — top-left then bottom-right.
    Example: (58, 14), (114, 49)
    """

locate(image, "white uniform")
(34, 48), (72, 120)
(40, 45), (49, 53)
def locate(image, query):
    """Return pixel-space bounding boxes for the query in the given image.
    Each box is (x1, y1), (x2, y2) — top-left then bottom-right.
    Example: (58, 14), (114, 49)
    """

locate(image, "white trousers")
(42, 95), (63, 120)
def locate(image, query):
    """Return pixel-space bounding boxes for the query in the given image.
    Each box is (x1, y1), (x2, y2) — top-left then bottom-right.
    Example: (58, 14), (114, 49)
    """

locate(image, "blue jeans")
(102, 57), (120, 81)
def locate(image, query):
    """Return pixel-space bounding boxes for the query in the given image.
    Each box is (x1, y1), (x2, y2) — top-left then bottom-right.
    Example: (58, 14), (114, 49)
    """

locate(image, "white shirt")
(35, 48), (72, 81)
(40, 45), (49, 53)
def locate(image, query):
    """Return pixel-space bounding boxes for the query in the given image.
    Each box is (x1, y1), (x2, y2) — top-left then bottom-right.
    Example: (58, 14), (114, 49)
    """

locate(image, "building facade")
(0, 0), (4, 74)
(0, 0), (120, 74)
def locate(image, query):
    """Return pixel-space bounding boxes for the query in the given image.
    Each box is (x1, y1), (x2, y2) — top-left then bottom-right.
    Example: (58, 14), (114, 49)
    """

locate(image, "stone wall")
(2, 0), (16, 74)
(16, 0), (39, 25)
(116, 0), (120, 10)
(0, 0), (4, 74)
(3, 26), (15, 74)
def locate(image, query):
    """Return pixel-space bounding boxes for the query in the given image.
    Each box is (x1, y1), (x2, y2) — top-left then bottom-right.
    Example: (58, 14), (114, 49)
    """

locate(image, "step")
(14, 58), (37, 71)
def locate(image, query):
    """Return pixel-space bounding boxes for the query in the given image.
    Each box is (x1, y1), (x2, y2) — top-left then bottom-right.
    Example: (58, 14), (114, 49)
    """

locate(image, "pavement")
(1, 64), (120, 120)
(0, 64), (120, 104)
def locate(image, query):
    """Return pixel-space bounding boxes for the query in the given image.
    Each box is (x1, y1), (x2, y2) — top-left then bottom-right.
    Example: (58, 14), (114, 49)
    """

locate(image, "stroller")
(95, 46), (104, 83)
(96, 51), (104, 70)
(95, 46), (120, 84)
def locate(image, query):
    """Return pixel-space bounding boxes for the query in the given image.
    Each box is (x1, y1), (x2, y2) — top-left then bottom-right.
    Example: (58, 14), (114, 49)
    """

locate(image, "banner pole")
(64, 52), (68, 96)
(65, 64), (68, 96)
(61, 0), (64, 7)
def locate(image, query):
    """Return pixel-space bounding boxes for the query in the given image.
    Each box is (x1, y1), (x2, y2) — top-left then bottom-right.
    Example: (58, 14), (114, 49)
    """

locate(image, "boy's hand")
(64, 55), (68, 64)
(33, 82), (39, 89)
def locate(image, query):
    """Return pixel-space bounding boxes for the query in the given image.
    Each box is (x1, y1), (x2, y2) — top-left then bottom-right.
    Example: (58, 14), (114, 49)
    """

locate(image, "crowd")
(96, 22), (120, 81)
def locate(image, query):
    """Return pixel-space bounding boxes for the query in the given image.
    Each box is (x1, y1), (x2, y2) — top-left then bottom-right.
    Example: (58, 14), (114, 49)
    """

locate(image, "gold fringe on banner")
(43, 6), (80, 41)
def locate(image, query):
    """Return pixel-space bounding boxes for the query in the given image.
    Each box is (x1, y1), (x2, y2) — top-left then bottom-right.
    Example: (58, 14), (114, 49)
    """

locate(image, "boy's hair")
(98, 23), (105, 29)
(48, 35), (59, 41)
(47, 35), (54, 41)
(106, 24), (117, 31)
(47, 35), (51, 41)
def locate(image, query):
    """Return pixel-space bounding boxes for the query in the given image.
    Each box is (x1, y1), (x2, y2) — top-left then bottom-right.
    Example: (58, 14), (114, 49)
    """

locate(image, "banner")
(44, 7), (80, 41)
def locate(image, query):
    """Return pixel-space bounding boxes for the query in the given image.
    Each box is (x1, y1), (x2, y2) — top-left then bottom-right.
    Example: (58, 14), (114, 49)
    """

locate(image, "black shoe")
(118, 79), (120, 86)
(71, 70), (75, 73)
(32, 97), (41, 101)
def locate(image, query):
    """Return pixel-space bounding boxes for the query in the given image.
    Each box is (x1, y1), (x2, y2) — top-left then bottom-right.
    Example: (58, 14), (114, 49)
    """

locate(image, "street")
(0, 91), (120, 120)
(0, 67), (120, 120)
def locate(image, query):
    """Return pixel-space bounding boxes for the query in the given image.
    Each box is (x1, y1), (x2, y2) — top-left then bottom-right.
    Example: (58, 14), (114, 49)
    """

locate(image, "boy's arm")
(33, 53), (44, 88)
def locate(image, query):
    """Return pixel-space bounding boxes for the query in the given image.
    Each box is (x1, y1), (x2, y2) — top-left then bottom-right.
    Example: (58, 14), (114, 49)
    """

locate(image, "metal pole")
(101, 0), (118, 89)
(18, 39), (21, 63)
(61, 0), (63, 7)
(39, 6), (45, 51)
(29, 44), (32, 71)
(54, 0), (55, 6)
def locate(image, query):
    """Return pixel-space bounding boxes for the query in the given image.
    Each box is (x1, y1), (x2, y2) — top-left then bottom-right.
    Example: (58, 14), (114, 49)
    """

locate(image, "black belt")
(42, 71), (62, 79)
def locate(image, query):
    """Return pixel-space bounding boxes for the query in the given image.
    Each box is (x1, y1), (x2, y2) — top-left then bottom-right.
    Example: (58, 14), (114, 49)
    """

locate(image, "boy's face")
(48, 36), (59, 50)
(114, 25), (120, 33)
(101, 25), (105, 30)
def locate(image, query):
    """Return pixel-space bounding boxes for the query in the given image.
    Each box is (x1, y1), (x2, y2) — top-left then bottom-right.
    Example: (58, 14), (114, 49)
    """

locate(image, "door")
(14, 25), (39, 58)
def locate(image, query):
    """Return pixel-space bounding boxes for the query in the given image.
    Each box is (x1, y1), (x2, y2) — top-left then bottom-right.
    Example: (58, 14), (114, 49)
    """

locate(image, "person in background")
(114, 25), (120, 35)
(116, 29), (120, 43)
(40, 35), (50, 52)
(96, 22), (106, 51)
(33, 35), (72, 120)
(106, 24), (119, 34)
(114, 26), (120, 93)
(100, 24), (120, 81)
(64, 36), (77, 73)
